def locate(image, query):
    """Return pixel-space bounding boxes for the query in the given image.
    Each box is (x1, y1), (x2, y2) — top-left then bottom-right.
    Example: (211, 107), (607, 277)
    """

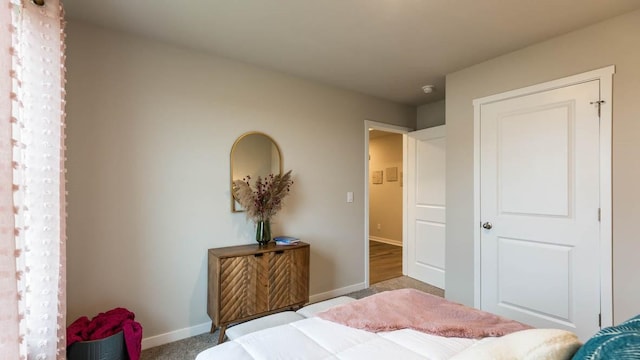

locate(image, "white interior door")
(479, 80), (601, 340)
(407, 126), (446, 288)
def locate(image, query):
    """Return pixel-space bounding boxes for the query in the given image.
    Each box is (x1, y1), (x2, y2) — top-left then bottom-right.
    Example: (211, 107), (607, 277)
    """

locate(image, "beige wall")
(65, 22), (415, 339)
(416, 100), (445, 129)
(445, 9), (640, 323)
(368, 133), (403, 243)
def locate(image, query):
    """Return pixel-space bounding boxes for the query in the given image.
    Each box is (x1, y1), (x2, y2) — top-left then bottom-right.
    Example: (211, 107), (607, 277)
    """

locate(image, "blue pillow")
(572, 315), (640, 359)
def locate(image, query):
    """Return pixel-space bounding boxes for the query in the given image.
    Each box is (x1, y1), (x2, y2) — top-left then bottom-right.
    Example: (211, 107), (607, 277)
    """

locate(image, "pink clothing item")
(122, 320), (143, 360)
(317, 288), (532, 339)
(83, 308), (135, 340)
(66, 316), (90, 347)
(67, 308), (143, 360)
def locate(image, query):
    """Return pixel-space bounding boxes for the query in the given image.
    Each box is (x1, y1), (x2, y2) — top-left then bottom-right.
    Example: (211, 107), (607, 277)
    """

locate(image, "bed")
(196, 289), (586, 360)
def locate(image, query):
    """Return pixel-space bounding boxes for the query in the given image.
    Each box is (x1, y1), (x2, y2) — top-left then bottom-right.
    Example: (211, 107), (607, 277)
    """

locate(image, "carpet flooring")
(140, 275), (444, 360)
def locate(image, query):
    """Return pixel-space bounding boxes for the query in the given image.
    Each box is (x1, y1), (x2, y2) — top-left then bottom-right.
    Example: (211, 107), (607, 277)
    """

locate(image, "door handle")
(482, 222), (493, 230)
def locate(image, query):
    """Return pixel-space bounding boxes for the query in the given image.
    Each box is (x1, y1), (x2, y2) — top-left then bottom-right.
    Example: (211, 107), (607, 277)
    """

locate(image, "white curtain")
(0, 0), (66, 359)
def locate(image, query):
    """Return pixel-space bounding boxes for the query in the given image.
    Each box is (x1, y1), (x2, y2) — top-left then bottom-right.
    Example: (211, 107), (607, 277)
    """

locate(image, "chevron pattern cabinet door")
(268, 251), (290, 310)
(246, 253), (270, 316)
(218, 256), (249, 323)
(289, 247), (310, 305)
(207, 242), (310, 341)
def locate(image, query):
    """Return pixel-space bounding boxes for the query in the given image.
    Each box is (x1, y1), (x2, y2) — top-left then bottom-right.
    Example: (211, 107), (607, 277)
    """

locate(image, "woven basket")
(67, 330), (128, 360)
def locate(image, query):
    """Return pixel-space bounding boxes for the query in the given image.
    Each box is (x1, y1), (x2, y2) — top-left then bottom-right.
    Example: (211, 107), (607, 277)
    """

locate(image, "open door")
(406, 126), (446, 288)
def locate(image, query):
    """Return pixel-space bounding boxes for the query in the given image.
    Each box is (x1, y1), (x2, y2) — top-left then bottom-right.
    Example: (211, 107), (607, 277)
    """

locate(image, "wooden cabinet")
(207, 242), (310, 342)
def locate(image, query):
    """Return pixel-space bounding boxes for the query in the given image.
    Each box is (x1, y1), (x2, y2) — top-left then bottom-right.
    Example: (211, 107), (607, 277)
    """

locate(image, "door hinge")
(590, 100), (605, 117)
(599, 313), (602, 327)
(598, 208), (601, 222)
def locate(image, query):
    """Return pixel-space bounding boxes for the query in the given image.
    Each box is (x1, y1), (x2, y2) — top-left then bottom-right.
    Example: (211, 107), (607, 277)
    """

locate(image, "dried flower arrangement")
(232, 170), (293, 223)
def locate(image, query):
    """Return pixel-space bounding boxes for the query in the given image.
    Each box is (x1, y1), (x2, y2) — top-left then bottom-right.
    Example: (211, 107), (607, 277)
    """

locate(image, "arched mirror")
(230, 132), (283, 212)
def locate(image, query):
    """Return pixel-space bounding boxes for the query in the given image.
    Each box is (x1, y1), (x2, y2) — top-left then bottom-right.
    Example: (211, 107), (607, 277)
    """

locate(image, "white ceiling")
(63, 0), (640, 106)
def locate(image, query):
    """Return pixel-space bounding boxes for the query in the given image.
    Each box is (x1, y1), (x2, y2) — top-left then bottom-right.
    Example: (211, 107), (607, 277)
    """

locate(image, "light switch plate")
(347, 192), (354, 203)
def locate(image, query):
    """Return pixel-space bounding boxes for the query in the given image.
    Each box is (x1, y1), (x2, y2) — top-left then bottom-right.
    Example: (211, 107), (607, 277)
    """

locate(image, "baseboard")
(309, 282), (367, 303)
(369, 236), (402, 247)
(141, 282), (368, 350)
(141, 321), (211, 350)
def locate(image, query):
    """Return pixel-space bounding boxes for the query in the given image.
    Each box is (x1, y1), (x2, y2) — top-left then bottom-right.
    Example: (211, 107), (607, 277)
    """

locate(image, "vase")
(255, 220), (271, 246)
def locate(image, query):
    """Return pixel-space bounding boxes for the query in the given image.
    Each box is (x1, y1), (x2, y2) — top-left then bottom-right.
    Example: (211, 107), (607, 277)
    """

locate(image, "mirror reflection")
(230, 132), (282, 212)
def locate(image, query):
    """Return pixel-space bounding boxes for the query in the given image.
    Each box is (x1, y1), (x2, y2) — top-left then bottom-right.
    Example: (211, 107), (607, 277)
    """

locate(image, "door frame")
(472, 66), (615, 327)
(364, 120), (411, 288)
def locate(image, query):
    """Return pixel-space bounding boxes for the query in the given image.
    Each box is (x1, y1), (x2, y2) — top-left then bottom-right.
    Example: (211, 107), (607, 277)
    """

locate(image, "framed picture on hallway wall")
(386, 167), (398, 181)
(372, 170), (383, 184)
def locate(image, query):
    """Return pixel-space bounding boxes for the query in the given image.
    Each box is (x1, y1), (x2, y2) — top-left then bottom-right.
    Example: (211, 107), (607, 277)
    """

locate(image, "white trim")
(472, 66), (615, 107)
(369, 236), (402, 247)
(472, 66), (615, 328)
(402, 134), (408, 276)
(473, 100), (482, 308)
(598, 68), (614, 327)
(364, 120), (411, 289)
(365, 120), (412, 133)
(308, 282), (367, 304)
(141, 322), (211, 350)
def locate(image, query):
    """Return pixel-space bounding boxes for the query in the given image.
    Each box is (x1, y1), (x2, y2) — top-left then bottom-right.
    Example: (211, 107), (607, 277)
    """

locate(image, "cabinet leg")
(218, 325), (227, 344)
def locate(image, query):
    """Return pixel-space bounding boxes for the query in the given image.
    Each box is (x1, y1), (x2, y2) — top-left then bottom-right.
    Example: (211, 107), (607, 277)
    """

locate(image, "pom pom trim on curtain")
(0, 0), (67, 359)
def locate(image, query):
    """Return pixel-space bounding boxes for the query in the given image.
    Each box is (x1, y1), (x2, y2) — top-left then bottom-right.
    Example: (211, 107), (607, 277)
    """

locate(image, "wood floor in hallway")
(369, 240), (402, 284)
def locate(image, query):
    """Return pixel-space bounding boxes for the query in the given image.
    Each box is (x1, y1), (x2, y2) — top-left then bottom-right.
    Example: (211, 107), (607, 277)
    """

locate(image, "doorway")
(368, 129), (403, 284)
(363, 121), (410, 287)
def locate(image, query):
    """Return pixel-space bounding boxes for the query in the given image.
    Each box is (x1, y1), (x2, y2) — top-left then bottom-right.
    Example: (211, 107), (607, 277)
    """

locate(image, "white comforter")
(196, 317), (492, 360)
